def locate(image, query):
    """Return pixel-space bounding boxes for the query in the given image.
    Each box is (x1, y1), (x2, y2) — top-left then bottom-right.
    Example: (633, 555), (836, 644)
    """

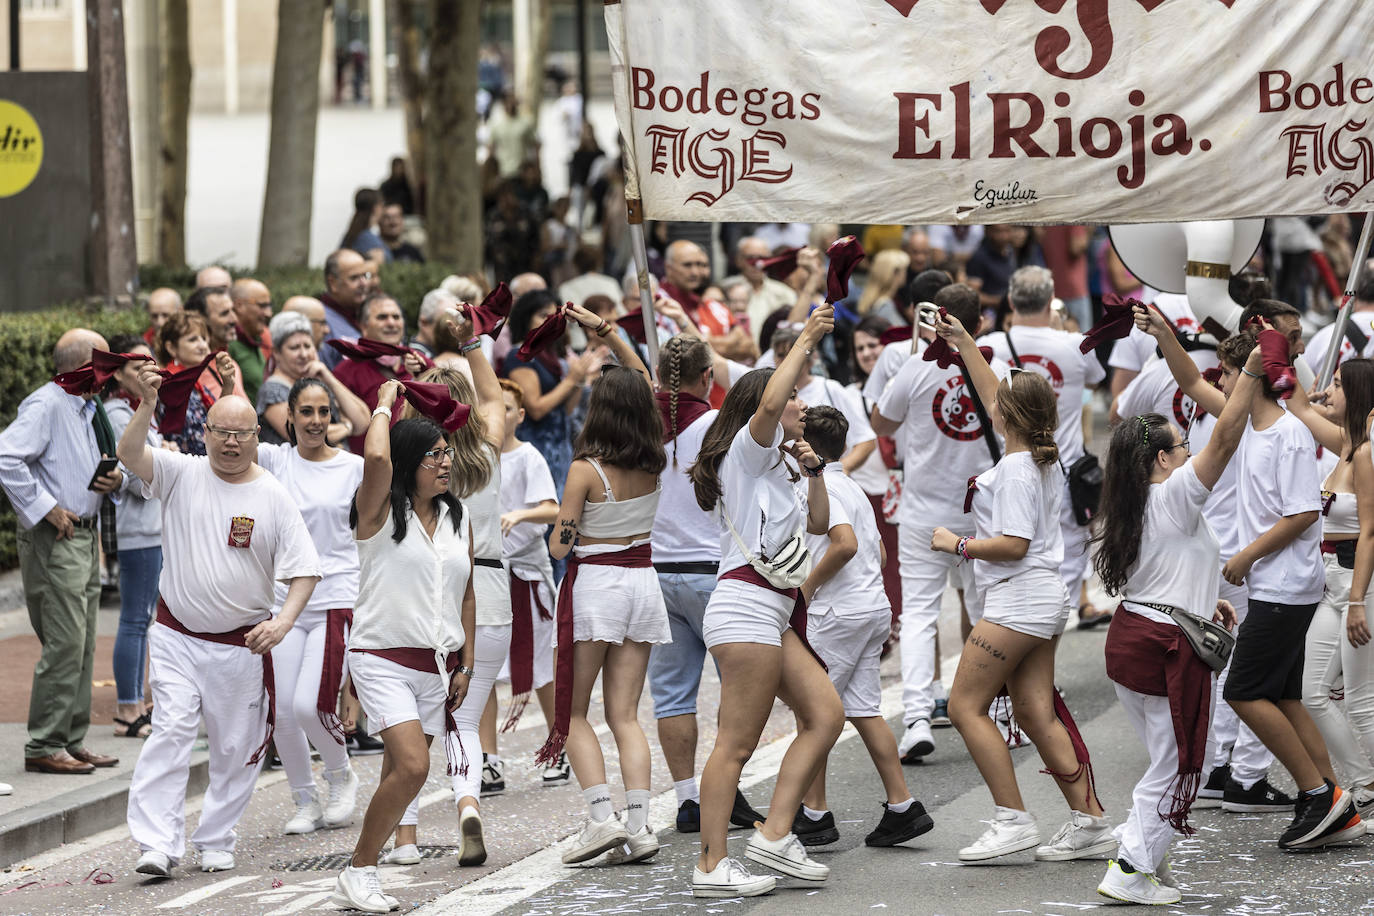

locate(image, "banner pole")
(1317, 211), (1374, 391)
(626, 200), (661, 383)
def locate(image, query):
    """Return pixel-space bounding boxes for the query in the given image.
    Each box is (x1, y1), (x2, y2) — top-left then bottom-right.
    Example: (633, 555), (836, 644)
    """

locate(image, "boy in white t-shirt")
(791, 406), (935, 851)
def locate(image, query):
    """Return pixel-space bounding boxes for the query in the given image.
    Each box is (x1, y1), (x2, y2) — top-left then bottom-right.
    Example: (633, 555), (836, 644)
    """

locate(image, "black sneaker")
(1194, 764), (1230, 808)
(1223, 776), (1296, 813)
(676, 799), (701, 833)
(1280, 780), (1350, 848)
(345, 732), (384, 756)
(865, 801), (935, 847)
(1290, 799), (1363, 849)
(792, 809), (840, 846)
(729, 789), (765, 830)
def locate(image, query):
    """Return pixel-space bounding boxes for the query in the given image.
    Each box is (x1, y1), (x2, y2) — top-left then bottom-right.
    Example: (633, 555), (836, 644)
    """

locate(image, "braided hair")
(656, 335), (713, 466)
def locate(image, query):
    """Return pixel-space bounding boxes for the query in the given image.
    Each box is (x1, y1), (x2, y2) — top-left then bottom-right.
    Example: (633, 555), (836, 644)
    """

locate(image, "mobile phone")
(88, 457), (119, 490)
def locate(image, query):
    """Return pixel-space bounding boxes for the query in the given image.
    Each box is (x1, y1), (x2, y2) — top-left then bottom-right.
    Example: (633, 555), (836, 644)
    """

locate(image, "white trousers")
(1112, 684), (1216, 875)
(1303, 555), (1374, 787)
(898, 521), (973, 725)
(127, 625), (267, 859)
(1209, 578), (1273, 786)
(448, 625), (512, 803)
(272, 612), (349, 795)
(1059, 477), (1091, 601)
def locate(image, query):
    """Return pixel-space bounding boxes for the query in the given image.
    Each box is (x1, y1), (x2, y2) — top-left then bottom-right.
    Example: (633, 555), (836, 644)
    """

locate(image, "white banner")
(603, 0), (1374, 224)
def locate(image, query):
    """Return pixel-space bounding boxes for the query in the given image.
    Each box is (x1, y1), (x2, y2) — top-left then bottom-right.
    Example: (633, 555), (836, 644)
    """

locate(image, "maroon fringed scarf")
(401, 380), (472, 431)
(1079, 294), (1143, 354)
(1104, 605), (1211, 834)
(350, 646), (469, 777)
(516, 303), (570, 362)
(316, 608), (353, 744)
(1037, 687), (1100, 811)
(155, 351), (222, 436)
(1254, 327), (1297, 398)
(719, 565), (827, 671)
(53, 350), (154, 395)
(536, 543), (654, 766)
(156, 598), (276, 766)
(464, 283), (513, 337)
(502, 572), (554, 733)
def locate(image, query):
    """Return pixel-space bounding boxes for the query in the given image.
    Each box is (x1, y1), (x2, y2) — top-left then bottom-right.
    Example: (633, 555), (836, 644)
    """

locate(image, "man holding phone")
(0, 328), (125, 776)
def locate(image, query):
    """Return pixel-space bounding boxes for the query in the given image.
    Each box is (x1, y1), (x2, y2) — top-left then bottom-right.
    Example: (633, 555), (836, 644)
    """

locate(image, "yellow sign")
(0, 100), (43, 198)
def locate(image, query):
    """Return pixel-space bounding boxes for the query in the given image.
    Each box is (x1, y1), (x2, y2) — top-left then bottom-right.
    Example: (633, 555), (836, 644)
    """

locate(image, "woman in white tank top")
(541, 303), (670, 867)
(1287, 359), (1374, 803)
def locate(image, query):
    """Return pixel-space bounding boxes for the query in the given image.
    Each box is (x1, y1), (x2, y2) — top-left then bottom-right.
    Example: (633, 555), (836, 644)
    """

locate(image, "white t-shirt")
(1121, 461), (1220, 625)
(875, 352), (1009, 530)
(799, 376), (876, 455)
(1115, 352), (1219, 432)
(255, 444), (364, 614)
(465, 449), (510, 626)
(1108, 293), (1204, 374)
(927, 224), (984, 260)
(1302, 310), (1374, 377)
(1234, 413), (1325, 605)
(1187, 412), (1244, 560)
(969, 450), (1064, 590)
(145, 450), (320, 632)
(717, 423), (804, 574)
(652, 409), (722, 564)
(847, 382), (890, 495)
(500, 442), (558, 580)
(863, 338), (925, 404)
(806, 470), (887, 617)
(984, 325), (1106, 462)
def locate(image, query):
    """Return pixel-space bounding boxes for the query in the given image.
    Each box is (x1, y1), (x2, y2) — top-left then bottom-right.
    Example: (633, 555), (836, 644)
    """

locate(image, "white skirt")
(558, 540), (671, 647)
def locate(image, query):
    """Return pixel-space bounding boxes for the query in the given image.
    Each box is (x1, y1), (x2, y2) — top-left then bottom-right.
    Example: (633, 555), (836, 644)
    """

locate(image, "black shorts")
(1222, 598), (1319, 703)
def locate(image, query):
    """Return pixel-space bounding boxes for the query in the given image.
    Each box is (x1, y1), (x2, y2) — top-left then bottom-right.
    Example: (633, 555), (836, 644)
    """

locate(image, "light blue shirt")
(0, 382), (106, 529)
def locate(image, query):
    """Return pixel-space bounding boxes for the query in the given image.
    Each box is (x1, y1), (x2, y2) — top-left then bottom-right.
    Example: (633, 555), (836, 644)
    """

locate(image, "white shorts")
(560, 545), (671, 646)
(979, 567), (1071, 640)
(703, 579), (794, 649)
(349, 651), (449, 738)
(808, 609), (890, 717)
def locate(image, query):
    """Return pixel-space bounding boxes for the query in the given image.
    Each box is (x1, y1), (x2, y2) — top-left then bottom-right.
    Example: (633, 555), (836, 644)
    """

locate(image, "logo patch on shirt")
(228, 516), (255, 548)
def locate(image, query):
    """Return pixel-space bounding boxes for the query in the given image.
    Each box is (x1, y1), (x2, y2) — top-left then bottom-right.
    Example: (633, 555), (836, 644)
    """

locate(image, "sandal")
(114, 712), (152, 738)
(1076, 603), (1113, 630)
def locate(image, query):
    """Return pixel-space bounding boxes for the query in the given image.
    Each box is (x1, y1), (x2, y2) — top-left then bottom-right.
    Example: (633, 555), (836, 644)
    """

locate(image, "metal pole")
(9, 0), (20, 70)
(626, 205), (661, 382)
(1317, 210), (1374, 390)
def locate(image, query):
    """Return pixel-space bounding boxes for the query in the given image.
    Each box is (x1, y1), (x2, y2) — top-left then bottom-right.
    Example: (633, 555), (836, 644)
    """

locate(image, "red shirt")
(1039, 225), (1090, 301)
(333, 356), (414, 453)
(660, 280), (734, 338)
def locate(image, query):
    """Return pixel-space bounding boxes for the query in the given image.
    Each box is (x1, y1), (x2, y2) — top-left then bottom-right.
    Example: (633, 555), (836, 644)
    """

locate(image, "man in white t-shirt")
(1301, 276), (1374, 377)
(799, 371), (876, 474)
(983, 267), (1105, 624)
(872, 284), (1008, 762)
(117, 372), (321, 878)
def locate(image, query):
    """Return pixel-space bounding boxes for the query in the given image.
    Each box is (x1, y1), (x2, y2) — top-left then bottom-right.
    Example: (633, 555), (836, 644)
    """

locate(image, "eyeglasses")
(346, 272), (376, 284)
(206, 425), (259, 442)
(1166, 439), (1190, 453)
(422, 447), (456, 462)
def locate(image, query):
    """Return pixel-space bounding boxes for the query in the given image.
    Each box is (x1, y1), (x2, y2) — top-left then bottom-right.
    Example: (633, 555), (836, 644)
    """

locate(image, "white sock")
(888, 797), (914, 813)
(325, 765), (351, 784)
(801, 804), (828, 821)
(674, 778), (699, 805)
(584, 784), (614, 822)
(625, 789), (651, 833)
(996, 805), (1033, 824)
(459, 803), (479, 820)
(485, 754), (501, 768)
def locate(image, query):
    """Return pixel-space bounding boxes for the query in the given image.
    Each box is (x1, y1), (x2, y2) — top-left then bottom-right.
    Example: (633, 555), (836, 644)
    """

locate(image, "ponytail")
(1091, 413), (1171, 595)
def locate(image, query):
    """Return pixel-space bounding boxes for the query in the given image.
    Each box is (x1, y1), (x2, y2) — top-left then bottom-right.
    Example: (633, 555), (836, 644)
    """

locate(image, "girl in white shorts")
(543, 303), (669, 867)
(688, 305), (844, 900)
(929, 313), (1107, 867)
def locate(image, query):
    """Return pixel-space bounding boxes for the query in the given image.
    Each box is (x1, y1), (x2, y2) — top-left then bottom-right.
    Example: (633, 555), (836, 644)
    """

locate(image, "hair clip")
(1135, 415), (1151, 447)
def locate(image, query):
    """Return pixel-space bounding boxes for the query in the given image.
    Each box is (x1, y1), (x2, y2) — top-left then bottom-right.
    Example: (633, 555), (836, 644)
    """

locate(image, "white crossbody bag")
(720, 504), (811, 590)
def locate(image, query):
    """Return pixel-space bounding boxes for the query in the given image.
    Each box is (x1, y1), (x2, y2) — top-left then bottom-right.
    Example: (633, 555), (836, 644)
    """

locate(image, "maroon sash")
(155, 598), (275, 767)
(350, 646), (469, 777)
(719, 566), (826, 671)
(502, 572), (553, 733)
(316, 608), (353, 744)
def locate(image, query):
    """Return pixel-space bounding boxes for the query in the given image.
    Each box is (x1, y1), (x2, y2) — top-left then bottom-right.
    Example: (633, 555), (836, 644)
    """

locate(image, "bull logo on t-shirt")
(930, 376), (983, 442)
(1170, 387), (1198, 428)
(1010, 354), (1064, 392)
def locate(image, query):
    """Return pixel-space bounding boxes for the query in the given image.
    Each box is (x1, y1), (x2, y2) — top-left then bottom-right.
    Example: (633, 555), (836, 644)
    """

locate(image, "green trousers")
(17, 520), (100, 759)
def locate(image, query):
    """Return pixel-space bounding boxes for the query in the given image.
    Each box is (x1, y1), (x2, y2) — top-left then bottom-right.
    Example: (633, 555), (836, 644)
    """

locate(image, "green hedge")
(0, 261), (464, 570)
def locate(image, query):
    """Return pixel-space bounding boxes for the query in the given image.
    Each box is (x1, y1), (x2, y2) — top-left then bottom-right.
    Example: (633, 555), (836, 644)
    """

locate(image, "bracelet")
(455, 664), (476, 677)
(372, 406), (392, 420)
(459, 337), (482, 354)
(595, 320), (612, 338)
(802, 458), (826, 478)
(1351, 601), (1367, 606)
(956, 536), (972, 561)
(1241, 367), (1263, 379)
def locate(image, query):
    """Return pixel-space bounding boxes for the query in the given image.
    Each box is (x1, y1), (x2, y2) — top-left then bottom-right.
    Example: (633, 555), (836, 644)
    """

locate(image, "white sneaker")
(134, 850), (173, 878)
(542, 752), (571, 786)
(1353, 786), (1374, 821)
(0, 782), (10, 796)
(458, 807), (487, 866)
(283, 789), (325, 835)
(606, 825), (660, 864)
(199, 849), (235, 872)
(899, 718), (935, 762)
(1097, 859), (1181, 905)
(480, 757), (505, 797)
(324, 766), (360, 828)
(380, 843), (422, 866)
(692, 856), (776, 898)
(1156, 856), (1176, 889)
(561, 816), (629, 864)
(1035, 810), (1116, 861)
(330, 865), (393, 914)
(958, 810), (1040, 862)
(744, 829), (829, 881)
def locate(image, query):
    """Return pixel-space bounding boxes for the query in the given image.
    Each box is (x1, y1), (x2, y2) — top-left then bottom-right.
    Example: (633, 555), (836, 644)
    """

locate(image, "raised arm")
(354, 379), (404, 540)
(1133, 303), (1225, 418)
(1285, 378), (1346, 455)
(749, 304), (834, 447)
(566, 302), (652, 386)
(117, 364), (163, 485)
(786, 247), (824, 324)
(1191, 344), (1261, 490)
(443, 309), (506, 448)
(934, 311), (998, 408)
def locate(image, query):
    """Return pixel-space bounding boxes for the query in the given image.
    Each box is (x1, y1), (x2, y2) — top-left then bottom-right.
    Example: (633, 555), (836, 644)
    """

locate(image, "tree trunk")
(257, 0), (324, 267)
(157, 0), (190, 267)
(517, 0), (550, 120)
(424, 0), (480, 269)
(391, 0), (426, 215)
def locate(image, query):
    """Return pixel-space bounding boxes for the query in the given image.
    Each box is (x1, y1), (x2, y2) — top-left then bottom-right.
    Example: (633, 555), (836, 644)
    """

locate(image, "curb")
(0, 755), (210, 868)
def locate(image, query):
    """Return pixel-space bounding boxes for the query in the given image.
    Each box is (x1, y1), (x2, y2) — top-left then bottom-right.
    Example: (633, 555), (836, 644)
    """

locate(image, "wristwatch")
(802, 457), (828, 478)
(455, 664), (476, 678)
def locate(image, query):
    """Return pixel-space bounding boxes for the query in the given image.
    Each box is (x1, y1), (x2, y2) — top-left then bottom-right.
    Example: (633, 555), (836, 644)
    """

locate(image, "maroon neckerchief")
(655, 390), (711, 444)
(516, 304), (570, 363)
(54, 351), (155, 395)
(349, 646), (468, 777)
(1103, 605), (1211, 833)
(501, 572), (554, 733)
(879, 326), (913, 347)
(1253, 327), (1297, 398)
(535, 544), (654, 767)
(157, 351), (223, 435)
(719, 565), (827, 671)
(316, 608), (353, 744)
(1079, 294), (1142, 354)
(825, 236), (865, 304)
(465, 283), (513, 337)
(156, 598), (275, 766)
(401, 380), (472, 432)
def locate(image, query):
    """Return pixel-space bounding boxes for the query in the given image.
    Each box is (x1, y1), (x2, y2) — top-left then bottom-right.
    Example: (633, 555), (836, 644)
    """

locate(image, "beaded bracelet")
(956, 536), (972, 561)
(459, 337), (482, 353)
(372, 405), (392, 420)
(595, 320), (613, 338)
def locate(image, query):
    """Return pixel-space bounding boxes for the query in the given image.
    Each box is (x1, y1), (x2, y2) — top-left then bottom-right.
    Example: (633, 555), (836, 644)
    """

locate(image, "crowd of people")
(0, 204), (1371, 910)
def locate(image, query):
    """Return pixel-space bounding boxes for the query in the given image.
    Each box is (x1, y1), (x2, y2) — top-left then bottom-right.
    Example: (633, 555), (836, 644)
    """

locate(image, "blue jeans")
(114, 546), (162, 705)
(649, 572), (716, 719)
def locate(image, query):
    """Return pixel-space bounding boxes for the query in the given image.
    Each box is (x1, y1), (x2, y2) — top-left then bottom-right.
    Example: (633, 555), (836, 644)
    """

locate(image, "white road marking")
(155, 876), (258, 908)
